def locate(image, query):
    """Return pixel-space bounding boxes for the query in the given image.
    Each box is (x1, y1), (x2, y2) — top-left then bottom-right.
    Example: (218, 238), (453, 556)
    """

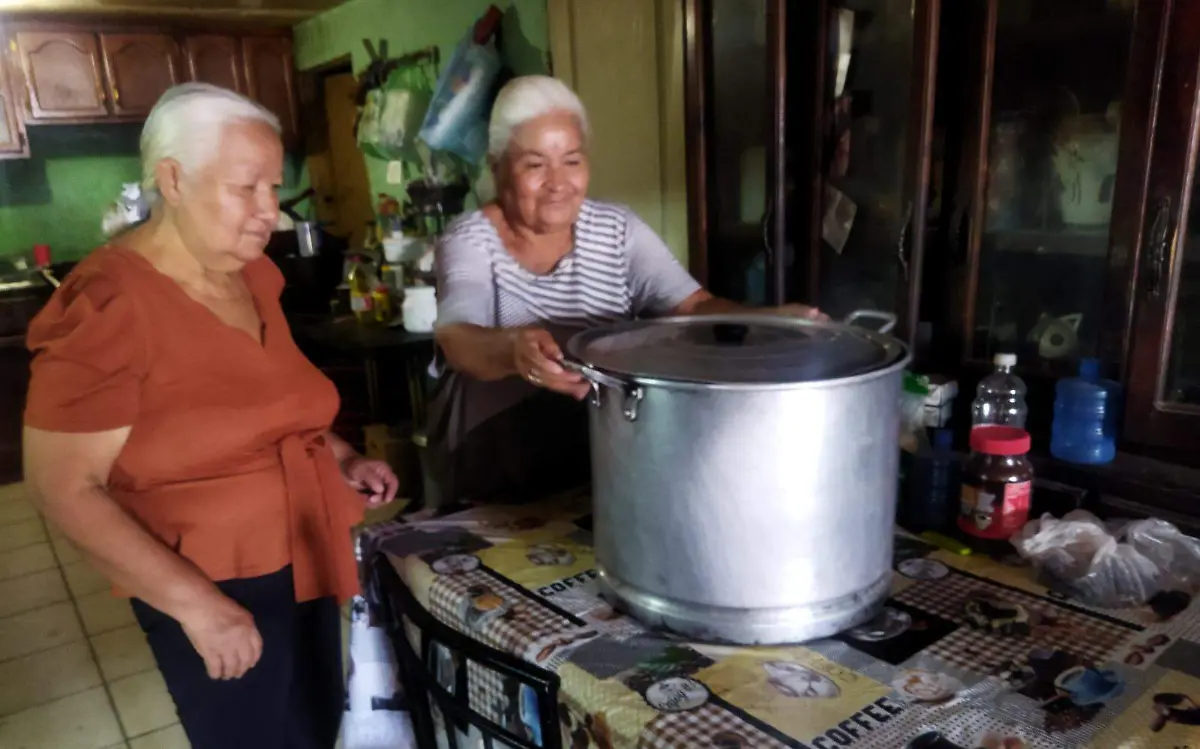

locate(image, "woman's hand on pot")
(512, 328), (590, 400)
(775, 304), (830, 322)
(177, 591), (263, 680)
(343, 456), (399, 506)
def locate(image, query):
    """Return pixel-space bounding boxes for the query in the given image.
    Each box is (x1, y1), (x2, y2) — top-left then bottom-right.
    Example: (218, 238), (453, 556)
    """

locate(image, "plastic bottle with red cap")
(958, 425), (1033, 541)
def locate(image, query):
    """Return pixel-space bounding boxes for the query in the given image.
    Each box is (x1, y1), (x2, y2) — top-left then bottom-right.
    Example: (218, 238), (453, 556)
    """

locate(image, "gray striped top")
(435, 200), (700, 333)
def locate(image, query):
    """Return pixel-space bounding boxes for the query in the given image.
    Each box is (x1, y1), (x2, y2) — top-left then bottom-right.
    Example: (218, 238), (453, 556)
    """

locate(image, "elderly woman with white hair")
(22, 83), (398, 748)
(428, 75), (824, 504)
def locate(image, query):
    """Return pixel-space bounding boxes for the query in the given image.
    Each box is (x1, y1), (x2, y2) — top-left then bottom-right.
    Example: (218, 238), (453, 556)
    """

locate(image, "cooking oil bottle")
(347, 257), (378, 325)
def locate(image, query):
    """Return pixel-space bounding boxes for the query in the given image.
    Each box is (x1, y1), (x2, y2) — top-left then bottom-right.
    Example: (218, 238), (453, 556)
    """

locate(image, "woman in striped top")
(428, 76), (824, 505)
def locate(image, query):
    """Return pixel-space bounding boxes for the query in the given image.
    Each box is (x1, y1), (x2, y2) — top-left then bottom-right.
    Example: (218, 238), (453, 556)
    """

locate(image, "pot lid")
(565, 314), (907, 385)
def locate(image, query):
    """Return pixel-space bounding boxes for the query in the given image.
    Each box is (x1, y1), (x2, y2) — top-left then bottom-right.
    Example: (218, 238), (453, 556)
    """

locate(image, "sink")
(0, 259), (50, 293)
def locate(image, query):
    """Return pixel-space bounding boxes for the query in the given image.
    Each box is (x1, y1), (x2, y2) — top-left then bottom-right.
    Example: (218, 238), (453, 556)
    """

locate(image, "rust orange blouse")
(25, 246), (364, 603)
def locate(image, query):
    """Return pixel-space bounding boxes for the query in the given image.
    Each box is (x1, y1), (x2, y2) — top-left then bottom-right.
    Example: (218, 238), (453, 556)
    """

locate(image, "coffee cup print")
(848, 607), (912, 642)
(460, 583), (512, 629)
(898, 558), (950, 580)
(431, 553), (480, 575)
(1149, 692), (1200, 732)
(527, 543), (575, 566)
(1053, 666), (1124, 706)
(712, 731), (752, 749)
(644, 677), (709, 712)
(891, 669), (962, 703)
(763, 661), (841, 699)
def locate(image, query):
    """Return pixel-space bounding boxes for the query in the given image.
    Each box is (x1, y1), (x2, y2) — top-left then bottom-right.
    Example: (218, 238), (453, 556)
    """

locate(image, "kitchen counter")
(364, 495), (1200, 749)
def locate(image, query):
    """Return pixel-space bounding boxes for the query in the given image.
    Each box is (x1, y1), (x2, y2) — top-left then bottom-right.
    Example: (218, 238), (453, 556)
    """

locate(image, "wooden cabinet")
(0, 39), (28, 157)
(1122, 0), (1200, 454)
(0, 23), (301, 144)
(242, 36), (298, 141)
(14, 30), (107, 120)
(99, 33), (182, 117)
(183, 34), (245, 93)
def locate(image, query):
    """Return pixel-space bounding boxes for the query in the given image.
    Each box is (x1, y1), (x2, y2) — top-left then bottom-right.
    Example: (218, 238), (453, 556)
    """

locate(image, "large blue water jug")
(1050, 358), (1122, 464)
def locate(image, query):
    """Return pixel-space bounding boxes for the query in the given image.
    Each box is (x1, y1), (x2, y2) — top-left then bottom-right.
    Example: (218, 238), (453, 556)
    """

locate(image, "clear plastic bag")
(1012, 510), (1200, 607)
(418, 30), (501, 163)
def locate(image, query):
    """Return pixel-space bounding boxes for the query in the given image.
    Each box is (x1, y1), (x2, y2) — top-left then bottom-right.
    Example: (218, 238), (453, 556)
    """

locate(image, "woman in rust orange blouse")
(22, 83), (398, 749)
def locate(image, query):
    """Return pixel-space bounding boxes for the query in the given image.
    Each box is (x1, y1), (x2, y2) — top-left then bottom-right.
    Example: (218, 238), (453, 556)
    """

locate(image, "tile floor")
(0, 482), (190, 749)
(0, 482), (399, 749)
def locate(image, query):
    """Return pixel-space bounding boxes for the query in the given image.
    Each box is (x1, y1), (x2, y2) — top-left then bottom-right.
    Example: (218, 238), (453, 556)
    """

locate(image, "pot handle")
(560, 356), (644, 421)
(844, 309), (897, 334)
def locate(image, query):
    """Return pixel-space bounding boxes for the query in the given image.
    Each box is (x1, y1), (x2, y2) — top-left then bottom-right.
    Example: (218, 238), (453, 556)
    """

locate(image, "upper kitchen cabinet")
(0, 22), (301, 143)
(183, 35), (245, 94)
(99, 33), (182, 117)
(0, 40), (28, 157)
(14, 30), (107, 120)
(242, 36), (299, 142)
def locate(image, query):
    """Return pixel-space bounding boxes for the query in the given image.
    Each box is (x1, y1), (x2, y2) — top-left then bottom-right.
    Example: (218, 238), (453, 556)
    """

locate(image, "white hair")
(139, 82), (280, 199)
(487, 75), (590, 160)
(103, 83), (279, 237)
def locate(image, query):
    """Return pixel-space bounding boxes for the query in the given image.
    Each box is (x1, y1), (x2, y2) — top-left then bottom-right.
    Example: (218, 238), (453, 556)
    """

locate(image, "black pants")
(131, 566), (343, 749)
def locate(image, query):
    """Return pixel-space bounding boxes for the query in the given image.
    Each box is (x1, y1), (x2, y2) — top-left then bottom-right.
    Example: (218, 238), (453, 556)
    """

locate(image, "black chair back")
(368, 554), (563, 749)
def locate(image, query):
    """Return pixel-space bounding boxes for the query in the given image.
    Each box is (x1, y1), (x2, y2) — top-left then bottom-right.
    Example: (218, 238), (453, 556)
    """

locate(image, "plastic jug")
(899, 428), (962, 533)
(1051, 358), (1122, 465)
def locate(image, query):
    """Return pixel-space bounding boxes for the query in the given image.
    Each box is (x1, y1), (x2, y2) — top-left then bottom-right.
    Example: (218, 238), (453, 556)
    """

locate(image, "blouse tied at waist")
(113, 432), (365, 603)
(280, 430), (365, 603)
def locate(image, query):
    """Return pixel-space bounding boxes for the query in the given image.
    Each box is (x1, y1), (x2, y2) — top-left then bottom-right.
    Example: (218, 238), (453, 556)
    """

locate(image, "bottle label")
(958, 480), (1031, 539)
(351, 295), (373, 313)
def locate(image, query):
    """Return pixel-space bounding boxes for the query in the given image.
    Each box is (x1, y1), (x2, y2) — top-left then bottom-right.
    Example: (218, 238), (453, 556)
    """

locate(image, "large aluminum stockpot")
(564, 311), (911, 645)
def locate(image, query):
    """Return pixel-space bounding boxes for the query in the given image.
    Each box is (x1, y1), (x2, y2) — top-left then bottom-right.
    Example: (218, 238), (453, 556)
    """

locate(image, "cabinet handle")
(761, 197), (774, 261)
(896, 201), (913, 281)
(1144, 196), (1172, 299)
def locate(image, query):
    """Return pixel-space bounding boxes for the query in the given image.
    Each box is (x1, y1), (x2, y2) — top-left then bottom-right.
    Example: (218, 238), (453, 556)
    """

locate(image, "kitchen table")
(362, 494), (1200, 749)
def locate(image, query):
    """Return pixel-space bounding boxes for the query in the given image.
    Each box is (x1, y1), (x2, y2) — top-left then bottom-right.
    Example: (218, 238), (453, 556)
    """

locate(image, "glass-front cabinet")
(940, 0), (1200, 452)
(685, 0), (1200, 458)
(967, 0), (1135, 370)
(810, 0), (937, 340)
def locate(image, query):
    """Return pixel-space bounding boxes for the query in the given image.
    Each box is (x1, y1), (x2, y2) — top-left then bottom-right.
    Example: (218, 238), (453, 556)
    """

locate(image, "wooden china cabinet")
(685, 0), (1200, 495)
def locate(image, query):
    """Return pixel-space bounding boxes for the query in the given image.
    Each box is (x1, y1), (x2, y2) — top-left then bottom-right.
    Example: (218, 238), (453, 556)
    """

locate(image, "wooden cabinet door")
(242, 36), (298, 141)
(183, 35), (244, 94)
(15, 31), (107, 120)
(99, 33), (181, 117)
(1124, 0), (1200, 455)
(0, 40), (28, 157)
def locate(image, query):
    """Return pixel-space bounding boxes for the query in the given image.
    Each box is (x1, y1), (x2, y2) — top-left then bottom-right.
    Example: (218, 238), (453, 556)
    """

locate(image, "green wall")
(293, 0), (550, 202)
(0, 0), (549, 263)
(0, 125), (142, 262)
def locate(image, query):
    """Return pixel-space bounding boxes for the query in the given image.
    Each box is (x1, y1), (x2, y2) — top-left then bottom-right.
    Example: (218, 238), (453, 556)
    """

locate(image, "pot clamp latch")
(561, 358), (643, 422)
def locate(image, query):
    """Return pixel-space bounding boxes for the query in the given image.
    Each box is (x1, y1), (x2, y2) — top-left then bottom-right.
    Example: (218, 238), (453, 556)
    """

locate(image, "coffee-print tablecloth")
(363, 493), (1200, 749)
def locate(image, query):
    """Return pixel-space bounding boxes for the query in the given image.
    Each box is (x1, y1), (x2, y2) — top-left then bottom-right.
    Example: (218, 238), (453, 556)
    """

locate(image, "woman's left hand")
(341, 457), (399, 506)
(775, 304), (831, 322)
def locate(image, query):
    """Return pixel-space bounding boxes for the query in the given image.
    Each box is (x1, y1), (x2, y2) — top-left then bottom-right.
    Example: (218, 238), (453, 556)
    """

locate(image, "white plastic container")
(382, 236), (427, 264)
(401, 286), (436, 333)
